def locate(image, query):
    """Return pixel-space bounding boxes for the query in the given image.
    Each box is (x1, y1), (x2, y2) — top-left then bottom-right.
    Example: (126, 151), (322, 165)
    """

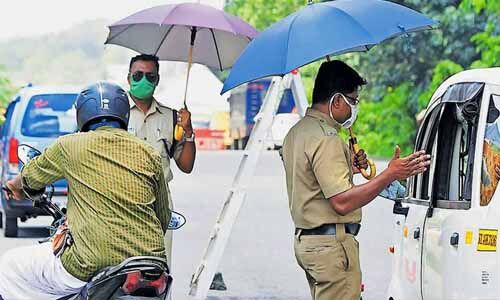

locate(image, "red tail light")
(122, 271), (171, 296)
(8, 137), (19, 165)
(149, 274), (168, 294)
(123, 272), (140, 293)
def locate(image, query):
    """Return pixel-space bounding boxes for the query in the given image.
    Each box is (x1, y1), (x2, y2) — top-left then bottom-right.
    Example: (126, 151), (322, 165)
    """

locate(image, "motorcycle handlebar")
(2, 184), (64, 222)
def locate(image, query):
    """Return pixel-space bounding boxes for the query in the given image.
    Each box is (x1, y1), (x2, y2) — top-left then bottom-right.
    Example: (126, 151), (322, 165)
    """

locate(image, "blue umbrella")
(222, 0), (437, 94)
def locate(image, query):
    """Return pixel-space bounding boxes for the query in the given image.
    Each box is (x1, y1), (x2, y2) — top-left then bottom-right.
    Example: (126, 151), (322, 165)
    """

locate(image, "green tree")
(460, 0), (500, 13)
(418, 60), (464, 111)
(0, 19), (132, 86)
(356, 83), (417, 157)
(470, 24), (500, 68)
(0, 67), (15, 104)
(226, 0), (305, 31)
(462, 1), (500, 68)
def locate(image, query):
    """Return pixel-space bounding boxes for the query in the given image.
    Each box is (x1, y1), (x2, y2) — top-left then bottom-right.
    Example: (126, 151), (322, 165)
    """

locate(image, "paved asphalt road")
(0, 151), (395, 300)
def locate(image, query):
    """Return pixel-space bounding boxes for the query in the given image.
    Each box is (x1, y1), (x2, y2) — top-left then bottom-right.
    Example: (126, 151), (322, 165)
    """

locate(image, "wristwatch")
(184, 131), (195, 142)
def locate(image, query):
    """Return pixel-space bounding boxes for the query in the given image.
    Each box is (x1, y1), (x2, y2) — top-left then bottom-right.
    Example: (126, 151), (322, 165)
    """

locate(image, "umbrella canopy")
(105, 3), (258, 140)
(222, 0), (437, 94)
(105, 2), (258, 71)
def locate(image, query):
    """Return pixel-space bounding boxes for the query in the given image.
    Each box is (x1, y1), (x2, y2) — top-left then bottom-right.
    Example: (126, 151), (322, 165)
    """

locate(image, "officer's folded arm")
(329, 147), (431, 216)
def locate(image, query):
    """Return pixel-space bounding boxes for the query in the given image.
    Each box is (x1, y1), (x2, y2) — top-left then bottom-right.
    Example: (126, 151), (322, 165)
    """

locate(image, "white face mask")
(328, 93), (358, 129)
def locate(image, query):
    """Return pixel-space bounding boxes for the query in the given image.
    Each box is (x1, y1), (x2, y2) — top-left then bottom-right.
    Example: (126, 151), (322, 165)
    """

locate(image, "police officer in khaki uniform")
(126, 54), (196, 267)
(282, 60), (431, 300)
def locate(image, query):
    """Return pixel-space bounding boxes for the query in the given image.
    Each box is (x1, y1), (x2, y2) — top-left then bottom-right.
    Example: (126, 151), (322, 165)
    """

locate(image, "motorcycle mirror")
(168, 211), (186, 230)
(17, 144), (42, 166)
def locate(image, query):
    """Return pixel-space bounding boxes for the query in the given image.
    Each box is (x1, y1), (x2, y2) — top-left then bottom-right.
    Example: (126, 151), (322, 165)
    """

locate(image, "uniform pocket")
(302, 244), (334, 253)
(343, 236), (360, 273)
(339, 241), (349, 271)
(295, 236), (348, 284)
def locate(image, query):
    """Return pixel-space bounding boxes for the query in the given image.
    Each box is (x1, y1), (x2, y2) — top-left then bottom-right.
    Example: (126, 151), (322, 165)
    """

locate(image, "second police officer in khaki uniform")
(282, 60), (431, 300)
(126, 54), (196, 268)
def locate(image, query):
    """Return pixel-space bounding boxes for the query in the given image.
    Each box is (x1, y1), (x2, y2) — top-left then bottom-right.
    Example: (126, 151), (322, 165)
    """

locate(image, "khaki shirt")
(127, 96), (184, 183)
(282, 108), (361, 229)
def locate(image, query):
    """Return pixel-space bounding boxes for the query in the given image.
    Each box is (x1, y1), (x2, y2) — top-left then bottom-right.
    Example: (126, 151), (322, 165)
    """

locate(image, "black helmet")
(76, 82), (130, 132)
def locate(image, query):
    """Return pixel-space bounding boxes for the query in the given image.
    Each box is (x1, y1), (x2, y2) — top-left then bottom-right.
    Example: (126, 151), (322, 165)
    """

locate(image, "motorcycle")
(6, 144), (186, 300)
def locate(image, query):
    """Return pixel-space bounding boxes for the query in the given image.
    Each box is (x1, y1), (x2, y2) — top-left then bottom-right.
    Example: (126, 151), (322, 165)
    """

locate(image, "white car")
(0, 85), (79, 237)
(387, 68), (500, 300)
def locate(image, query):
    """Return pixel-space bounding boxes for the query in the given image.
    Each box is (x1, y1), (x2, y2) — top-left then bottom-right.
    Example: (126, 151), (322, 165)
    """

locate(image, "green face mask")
(129, 76), (156, 100)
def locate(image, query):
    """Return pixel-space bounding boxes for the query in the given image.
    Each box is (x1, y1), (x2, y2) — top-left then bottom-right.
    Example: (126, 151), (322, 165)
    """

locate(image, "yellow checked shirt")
(21, 126), (171, 281)
(282, 108), (361, 229)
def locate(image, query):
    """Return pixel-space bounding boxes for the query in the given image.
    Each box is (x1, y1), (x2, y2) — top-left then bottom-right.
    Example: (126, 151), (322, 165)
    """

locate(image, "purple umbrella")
(105, 2), (257, 139)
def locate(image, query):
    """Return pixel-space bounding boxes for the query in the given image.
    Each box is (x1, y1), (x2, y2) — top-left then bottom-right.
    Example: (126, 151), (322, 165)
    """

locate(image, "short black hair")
(129, 54), (160, 73)
(312, 60), (366, 104)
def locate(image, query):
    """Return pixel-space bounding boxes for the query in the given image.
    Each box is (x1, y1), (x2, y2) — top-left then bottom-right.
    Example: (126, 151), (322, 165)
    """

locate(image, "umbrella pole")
(175, 27), (197, 141)
(183, 44), (194, 109)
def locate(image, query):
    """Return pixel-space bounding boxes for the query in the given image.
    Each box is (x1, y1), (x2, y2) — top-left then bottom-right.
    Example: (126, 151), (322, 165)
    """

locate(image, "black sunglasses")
(341, 93), (360, 105)
(131, 71), (159, 83)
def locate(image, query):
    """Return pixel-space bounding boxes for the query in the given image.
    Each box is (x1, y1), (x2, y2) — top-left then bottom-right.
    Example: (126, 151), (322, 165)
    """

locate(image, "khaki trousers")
(294, 231), (361, 300)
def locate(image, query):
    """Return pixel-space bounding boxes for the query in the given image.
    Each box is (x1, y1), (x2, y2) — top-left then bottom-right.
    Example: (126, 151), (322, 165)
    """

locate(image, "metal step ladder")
(188, 72), (309, 299)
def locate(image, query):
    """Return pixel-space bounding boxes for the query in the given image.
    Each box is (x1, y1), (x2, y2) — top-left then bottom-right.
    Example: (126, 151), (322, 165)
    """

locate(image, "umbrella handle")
(174, 56), (191, 141)
(174, 124), (184, 141)
(349, 128), (376, 180)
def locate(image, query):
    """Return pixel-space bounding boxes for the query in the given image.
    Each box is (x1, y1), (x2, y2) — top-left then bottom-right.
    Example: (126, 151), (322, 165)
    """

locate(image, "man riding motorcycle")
(0, 82), (171, 299)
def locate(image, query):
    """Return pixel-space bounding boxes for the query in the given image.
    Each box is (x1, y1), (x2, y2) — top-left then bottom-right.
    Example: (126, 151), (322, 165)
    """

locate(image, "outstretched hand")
(387, 146), (431, 181)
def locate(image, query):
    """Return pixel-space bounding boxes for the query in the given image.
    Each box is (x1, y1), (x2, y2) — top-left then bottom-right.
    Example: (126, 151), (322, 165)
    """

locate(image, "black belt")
(295, 223), (361, 236)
